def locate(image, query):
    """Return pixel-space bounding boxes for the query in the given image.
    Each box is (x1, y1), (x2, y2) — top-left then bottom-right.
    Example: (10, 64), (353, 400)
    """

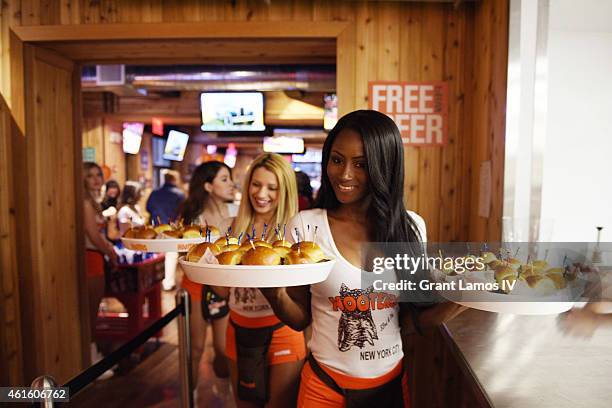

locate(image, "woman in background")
(117, 181), (146, 235)
(295, 170), (314, 211)
(83, 162), (119, 363)
(180, 161), (237, 384)
(101, 179), (121, 211)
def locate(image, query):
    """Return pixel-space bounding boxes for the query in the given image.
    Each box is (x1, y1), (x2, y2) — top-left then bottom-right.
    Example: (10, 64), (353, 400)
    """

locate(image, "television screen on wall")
(122, 122), (144, 154)
(200, 92), (265, 132)
(162, 130), (189, 161)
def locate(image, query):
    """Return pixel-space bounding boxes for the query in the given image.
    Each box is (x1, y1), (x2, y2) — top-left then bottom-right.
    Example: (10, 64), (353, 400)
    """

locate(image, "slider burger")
(241, 246), (281, 266)
(524, 274), (559, 295)
(291, 241), (325, 263)
(123, 226), (143, 238)
(186, 242), (221, 262)
(239, 239), (272, 251)
(154, 224), (173, 234)
(481, 251), (498, 265)
(216, 249), (245, 265)
(494, 265), (517, 293)
(272, 239), (292, 248)
(215, 236), (240, 246)
(182, 225), (203, 239)
(272, 239), (293, 257)
(124, 226), (157, 239)
(285, 250), (314, 265)
(506, 257), (522, 270)
(218, 244), (241, 253)
(163, 229), (183, 239)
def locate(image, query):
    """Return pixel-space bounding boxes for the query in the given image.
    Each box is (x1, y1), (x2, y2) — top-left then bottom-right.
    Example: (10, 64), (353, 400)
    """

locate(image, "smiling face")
(248, 166), (279, 217)
(85, 166), (104, 193)
(206, 166), (235, 202)
(326, 129), (369, 206)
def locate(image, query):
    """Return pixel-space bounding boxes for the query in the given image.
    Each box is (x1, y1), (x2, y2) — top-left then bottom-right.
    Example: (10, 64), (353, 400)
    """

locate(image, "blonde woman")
(82, 162), (120, 363)
(215, 153), (305, 408)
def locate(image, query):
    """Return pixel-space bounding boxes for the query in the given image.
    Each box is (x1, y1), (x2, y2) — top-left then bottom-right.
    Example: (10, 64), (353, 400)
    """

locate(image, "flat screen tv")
(263, 136), (304, 154)
(122, 122), (144, 154)
(201, 92), (265, 132)
(163, 130), (189, 161)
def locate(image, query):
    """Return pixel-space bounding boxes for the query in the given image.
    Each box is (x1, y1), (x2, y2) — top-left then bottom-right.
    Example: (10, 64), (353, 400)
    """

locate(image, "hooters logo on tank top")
(328, 284), (398, 352)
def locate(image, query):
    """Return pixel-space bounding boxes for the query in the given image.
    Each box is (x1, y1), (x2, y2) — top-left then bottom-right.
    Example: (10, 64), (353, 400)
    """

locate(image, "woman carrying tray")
(260, 110), (466, 407)
(180, 162), (237, 381)
(213, 153), (306, 408)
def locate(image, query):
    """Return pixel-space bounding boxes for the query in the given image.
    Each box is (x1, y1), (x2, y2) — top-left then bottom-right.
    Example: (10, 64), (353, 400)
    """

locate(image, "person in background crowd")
(179, 161), (237, 386)
(146, 170), (185, 290)
(147, 170), (185, 224)
(101, 179), (121, 211)
(295, 170), (314, 211)
(117, 181), (146, 235)
(82, 162), (120, 367)
(260, 110), (466, 407)
(212, 153), (305, 408)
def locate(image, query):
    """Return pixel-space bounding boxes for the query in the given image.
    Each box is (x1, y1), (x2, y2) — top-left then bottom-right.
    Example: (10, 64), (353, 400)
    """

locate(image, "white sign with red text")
(369, 82), (448, 146)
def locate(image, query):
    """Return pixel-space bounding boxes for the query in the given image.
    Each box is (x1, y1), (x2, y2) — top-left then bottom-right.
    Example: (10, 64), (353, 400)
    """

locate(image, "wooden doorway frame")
(9, 20), (355, 382)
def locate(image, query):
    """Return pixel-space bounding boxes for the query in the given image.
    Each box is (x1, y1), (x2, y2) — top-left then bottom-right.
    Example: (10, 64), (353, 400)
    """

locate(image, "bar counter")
(443, 308), (612, 407)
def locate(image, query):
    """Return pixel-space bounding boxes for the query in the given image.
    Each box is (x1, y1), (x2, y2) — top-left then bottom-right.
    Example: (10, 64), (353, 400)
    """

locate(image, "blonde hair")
(83, 162), (103, 213)
(234, 153), (298, 238)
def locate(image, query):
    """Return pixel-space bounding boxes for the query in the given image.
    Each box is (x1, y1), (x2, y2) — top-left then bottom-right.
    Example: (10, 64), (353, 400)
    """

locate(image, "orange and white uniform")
(85, 210), (108, 277)
(226, 262), (306, 365)
(287, 208), (426, 407)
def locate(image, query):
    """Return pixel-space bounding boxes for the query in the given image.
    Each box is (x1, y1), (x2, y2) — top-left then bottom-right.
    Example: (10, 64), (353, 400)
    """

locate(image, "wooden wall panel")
(16, 45), (83, 383)
(0, 95), (23, 386)
(467, 0), (508, 241)
(82, 118), (126, 185)
(103, 121), (126, 185)
(82, 117), (105, 164)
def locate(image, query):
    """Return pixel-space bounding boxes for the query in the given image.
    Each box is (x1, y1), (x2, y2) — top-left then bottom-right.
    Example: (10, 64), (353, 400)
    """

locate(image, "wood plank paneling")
(442, 5), (468, 242)
(400, 3), (423, 212)
(17, 45), (83, 383)
(0, 95), (23, 386)
(41, 38), (337, 64)
(416, 3), (445, 243)
(468, 0), (508, 241)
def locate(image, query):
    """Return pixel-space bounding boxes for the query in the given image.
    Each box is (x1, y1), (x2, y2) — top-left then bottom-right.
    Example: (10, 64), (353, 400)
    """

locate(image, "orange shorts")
(181, 276), (203, 302)
(297, 359), (408, 408)
(86, 250), (105, 278)
(226, 311), (306, 366)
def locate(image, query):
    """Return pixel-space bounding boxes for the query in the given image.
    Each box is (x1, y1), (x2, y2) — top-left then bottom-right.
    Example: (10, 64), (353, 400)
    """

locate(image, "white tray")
(122, 237), (209, 253)
(179, 256), (336, 287)
(438, 286), (581, 315)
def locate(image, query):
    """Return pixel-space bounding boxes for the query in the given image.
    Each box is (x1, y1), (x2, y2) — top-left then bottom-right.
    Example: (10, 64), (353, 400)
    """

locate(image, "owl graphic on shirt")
(336, 284), (379, 351)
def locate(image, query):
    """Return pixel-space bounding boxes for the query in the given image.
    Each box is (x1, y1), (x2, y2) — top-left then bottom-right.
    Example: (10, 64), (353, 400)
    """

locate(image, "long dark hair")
(181, 161), (231, 224)
(119, 181), (141, 210)
(316, 110), (421, 244)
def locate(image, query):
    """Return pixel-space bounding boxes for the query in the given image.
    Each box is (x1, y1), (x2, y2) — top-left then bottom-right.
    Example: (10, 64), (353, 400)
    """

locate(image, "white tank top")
(226, 204), (274, 319)
(287, 208), (427, 378)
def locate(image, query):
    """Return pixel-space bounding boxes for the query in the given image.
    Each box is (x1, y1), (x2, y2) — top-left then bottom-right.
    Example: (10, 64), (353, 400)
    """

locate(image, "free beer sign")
(369, 81), (448, 146)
